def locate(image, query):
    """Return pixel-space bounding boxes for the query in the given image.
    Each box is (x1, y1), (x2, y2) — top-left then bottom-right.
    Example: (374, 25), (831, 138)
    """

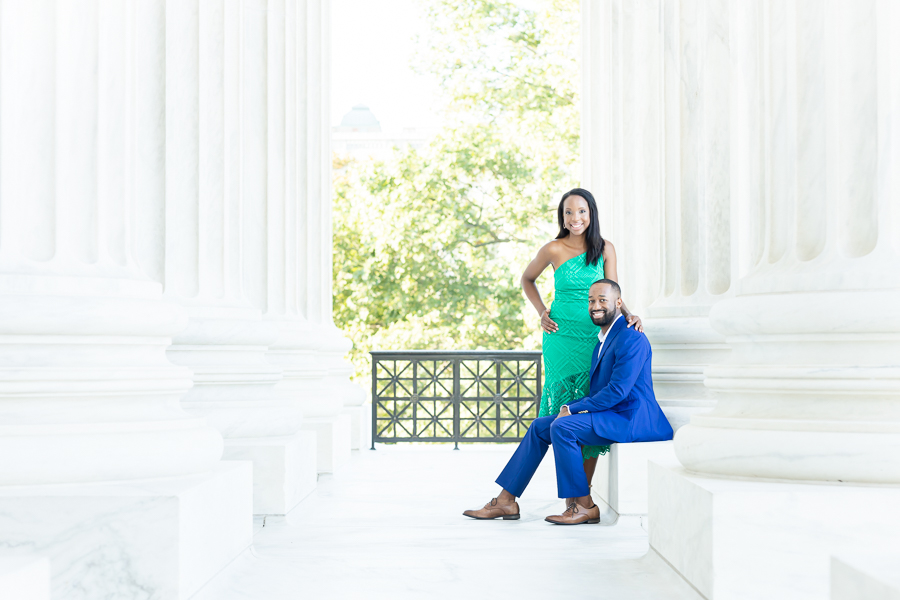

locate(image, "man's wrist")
(567, 400), (587, 414)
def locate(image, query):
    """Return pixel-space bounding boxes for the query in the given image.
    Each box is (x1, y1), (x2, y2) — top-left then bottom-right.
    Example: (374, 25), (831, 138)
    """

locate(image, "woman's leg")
(583, 456), (598, 485)
(566, 456), (599, 506)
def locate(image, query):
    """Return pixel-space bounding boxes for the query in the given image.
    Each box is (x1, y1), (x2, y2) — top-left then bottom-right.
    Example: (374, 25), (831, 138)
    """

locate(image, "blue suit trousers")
(495, 414), (614, 499)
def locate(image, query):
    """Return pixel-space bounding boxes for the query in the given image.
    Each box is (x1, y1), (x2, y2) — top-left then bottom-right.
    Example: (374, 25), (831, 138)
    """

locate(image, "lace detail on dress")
(540, 253), (611, 460)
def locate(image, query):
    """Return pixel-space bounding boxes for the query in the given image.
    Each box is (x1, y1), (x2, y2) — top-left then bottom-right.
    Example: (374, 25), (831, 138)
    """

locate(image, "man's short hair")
(591, 278), (621, 298)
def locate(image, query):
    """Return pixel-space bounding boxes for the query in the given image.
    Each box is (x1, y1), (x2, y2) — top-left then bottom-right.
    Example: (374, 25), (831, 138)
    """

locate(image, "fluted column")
(675, 0), (900, 484)
(297, 0), (367, 446)
(239, 0), (351, 471)
(0, 0), (222, 486)
(134, 0), (313, 514)
(643, 0), (733, 429)
(583, 0), (731, 432)
(0, 2), (252, 595)
(260, 0), (331, 420)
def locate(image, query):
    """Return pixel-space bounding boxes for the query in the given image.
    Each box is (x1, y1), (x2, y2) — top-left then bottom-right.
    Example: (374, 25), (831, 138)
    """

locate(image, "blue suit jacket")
(566, 317), (673, 443)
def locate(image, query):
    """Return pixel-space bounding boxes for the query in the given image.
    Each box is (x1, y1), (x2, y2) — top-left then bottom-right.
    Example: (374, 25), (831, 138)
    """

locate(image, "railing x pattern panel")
(370, 350), (542, 448)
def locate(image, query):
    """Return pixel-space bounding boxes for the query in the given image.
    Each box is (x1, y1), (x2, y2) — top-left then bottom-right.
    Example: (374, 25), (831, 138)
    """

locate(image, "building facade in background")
(332, 104), (434, 160)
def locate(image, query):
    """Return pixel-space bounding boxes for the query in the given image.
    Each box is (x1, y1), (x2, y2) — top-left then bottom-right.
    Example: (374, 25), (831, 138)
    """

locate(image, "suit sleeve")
(566, 336), (649, 414)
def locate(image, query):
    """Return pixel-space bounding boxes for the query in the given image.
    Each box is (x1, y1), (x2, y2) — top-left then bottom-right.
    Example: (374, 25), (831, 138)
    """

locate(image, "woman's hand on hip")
(541, 308), (559, 334)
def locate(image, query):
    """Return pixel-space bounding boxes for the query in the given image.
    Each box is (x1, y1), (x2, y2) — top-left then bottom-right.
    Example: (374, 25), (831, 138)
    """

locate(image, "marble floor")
(193, 445), (703, 600)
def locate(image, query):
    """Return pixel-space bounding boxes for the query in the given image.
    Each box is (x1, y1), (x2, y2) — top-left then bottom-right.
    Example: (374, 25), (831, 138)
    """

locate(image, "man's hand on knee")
(557, 405), (571, 418)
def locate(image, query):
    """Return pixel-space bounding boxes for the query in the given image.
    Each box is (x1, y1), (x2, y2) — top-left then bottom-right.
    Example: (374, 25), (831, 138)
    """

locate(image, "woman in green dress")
(521, 188), (643, 487)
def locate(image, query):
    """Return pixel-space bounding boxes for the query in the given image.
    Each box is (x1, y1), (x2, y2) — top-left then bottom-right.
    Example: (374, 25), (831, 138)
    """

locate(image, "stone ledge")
(592, 440), (677, 518)
(831, 554), (900, 600)
(342, 403), (372, 451)
(0, 462), (252, 599)
(648, 461), (900, 600)
(302, 414), (352, 474)
(224, 432), (317, 515)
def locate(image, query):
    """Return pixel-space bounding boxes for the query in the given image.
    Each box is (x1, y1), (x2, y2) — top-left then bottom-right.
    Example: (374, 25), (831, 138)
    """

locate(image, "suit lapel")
(595, 316), (626, 369)
(589, 340), (601, 378)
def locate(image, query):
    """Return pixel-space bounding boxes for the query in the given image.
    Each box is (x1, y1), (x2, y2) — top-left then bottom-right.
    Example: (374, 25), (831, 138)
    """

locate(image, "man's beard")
(591, 308), (618, 327)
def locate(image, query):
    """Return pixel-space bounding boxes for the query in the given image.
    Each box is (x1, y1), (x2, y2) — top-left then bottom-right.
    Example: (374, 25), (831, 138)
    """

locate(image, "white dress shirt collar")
(597, 313), (623, 357)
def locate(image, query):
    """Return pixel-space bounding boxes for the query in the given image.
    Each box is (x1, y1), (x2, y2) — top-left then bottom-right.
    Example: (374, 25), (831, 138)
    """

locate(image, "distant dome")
(337, 104), (382, 132)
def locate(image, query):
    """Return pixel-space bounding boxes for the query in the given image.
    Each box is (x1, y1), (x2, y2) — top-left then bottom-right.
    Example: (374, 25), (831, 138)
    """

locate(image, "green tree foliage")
(333, 0), (580, 381)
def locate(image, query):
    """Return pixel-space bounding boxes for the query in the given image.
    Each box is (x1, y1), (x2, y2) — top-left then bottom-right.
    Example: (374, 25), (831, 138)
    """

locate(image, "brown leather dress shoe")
(462, 497), (521, 520)
(545, 502), (601, 525)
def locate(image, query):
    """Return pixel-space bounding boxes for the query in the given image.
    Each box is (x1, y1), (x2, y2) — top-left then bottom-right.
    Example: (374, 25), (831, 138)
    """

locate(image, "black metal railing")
(370, 350), (542, 448)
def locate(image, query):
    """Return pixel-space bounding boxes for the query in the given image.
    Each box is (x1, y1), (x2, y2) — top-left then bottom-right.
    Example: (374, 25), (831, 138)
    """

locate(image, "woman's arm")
(602, 242), (644, 332)
(521, 243), (559, 333)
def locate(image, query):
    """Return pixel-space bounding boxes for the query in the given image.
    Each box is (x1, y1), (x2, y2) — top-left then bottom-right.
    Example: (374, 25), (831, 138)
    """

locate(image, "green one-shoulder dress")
(539, 252), (611, 460)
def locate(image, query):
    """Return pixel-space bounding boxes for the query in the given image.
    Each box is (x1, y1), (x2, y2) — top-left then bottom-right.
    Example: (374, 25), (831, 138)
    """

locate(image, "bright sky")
(330, 0), (545, 132)
(330, 0), (442, 131)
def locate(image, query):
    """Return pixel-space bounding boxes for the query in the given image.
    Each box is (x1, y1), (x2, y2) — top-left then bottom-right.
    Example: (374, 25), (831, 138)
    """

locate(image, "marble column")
(643, 0), (734, 432)
(298, 0), (368, 450)
(139, 0), (317, 515)
(582, 0), (732, 518)
(246, 0), (352, 473)
(618, 0), (900, 597)
(675, 0), (900, 486)
(0, 0), (251, 596)
(585, 0), (731, 432)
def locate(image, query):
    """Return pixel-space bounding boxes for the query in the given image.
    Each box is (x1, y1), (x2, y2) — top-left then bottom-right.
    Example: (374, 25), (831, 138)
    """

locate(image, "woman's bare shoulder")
(536, 239), (564, 259)
(523, 240), (563, 279)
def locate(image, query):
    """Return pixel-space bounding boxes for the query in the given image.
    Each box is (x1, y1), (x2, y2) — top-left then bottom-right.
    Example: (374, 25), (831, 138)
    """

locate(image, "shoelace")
(563, 502), (580, 516)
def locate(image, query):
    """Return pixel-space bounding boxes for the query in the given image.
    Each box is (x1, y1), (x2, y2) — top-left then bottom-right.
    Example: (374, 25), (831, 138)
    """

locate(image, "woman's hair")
(555, 188), (605, 266)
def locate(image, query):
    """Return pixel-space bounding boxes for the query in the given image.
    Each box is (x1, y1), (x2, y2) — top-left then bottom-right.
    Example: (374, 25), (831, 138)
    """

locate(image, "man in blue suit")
(463, 279), (673, 524)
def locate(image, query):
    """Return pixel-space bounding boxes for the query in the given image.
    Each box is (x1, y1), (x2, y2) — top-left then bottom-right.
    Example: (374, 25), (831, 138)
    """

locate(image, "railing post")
(494, 359), (501, 440)
(370, 354), (377, 450)
(452, 358), (460, 450)
(412, 359), (418, 440)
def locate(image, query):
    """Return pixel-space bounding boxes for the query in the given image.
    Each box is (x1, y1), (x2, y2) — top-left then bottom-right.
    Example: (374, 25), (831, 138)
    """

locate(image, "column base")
(592, 441), (677, 519)
(648, 460), (900, 599)
(342, 403), (371, 450)
(0, 557), (50, 600)
(302, 415), (352, 473)
(223, 432), (318, 515)
(0, 462), (252, 600)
